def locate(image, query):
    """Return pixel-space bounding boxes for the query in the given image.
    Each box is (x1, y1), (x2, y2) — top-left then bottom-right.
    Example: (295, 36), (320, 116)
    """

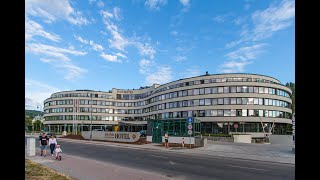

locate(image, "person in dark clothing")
(39, 132), (49, 157)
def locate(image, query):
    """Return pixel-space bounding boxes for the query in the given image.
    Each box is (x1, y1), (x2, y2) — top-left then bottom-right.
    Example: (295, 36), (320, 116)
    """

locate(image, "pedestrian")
(164, 132), (169, 148)
(39, 132), (49, 157)
(49, 135), (57, 156)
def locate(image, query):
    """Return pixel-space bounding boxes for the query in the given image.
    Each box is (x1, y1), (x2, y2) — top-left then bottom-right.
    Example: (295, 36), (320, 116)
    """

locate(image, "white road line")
(169, 161), (175, 165)
(228, 165), (269, 171)
(149, 155), (168, 159)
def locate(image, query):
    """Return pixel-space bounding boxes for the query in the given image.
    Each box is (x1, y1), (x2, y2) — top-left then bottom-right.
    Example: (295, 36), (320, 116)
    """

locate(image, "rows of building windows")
(149, 86), (290, 105)
(153, 76), (282, 94)
(147, 109), (291, 119)
(44, 109), (291, 121)
(45, 85), (291, 109)
(51, 93), (113, 99)
(44, 97), (290, 115)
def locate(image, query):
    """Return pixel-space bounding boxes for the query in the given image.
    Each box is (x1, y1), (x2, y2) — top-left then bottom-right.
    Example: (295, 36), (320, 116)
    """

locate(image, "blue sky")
(25, 0), (295, 110)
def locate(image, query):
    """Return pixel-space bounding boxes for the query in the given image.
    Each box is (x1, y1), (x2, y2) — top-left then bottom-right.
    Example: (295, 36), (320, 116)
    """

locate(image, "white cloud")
(251, 0), (295, 41)
(170, 31), (178, 36)
(26, 0), (90, 25)
(26, 43), (87, 80)
(26, 19), (61, 42)
(136, 42), (156, 59)
(116, 53), (127, 59)
(97, 0), (104, 8)
(173, 55), (186, 62)
(113, 7), (122, 21)
(74, 35), (89, 44)
(100, 53), (122, 63)
(145, 66), (172, 85)
(139, 59), (154, 74)
(145, 0), (167, 11)
(219, 61), (252, 73)
(74, 35), (104, 51)
(213, 15), (226, 23)
(25, 79), (61, 110)
(180, 0), (190, 6)
(89, 41), (104, 51)
(226, 44), (266, 61)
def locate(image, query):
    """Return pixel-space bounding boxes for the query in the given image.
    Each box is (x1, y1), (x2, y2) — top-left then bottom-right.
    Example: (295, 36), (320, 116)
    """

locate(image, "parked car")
(139, 130), (147, 137)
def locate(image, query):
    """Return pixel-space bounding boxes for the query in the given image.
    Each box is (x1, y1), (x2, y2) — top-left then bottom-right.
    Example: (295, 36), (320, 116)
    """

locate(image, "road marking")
(228, 165), (269, 171)
(169, 161), (175, 165)
(149, 155), (168, 159)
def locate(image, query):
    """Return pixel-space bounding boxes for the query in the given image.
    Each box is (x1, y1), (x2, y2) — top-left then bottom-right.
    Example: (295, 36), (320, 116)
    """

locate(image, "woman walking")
(49, 135), (57, 156)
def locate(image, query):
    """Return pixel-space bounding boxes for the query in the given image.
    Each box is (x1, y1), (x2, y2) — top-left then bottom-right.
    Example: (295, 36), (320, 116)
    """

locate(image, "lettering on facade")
(117, 90), (134, 94)
(105, 132), (131, 139)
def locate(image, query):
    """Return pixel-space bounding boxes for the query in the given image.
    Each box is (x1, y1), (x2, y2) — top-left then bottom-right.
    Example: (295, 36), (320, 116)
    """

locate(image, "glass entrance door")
(152, 121), (163, 143)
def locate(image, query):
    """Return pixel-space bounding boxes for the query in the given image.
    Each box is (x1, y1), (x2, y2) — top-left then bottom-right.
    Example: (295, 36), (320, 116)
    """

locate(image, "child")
(54, 144), (62, 159)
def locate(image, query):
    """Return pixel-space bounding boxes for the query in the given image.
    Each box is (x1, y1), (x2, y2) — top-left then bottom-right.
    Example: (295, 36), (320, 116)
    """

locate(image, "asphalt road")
(25, 137), (294, 180)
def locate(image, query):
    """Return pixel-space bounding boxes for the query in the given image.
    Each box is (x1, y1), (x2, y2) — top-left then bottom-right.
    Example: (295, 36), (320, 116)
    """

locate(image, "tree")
(285, 82), (295, 113)
(25, 116), (33, 131)
(33, 120), (43, 132)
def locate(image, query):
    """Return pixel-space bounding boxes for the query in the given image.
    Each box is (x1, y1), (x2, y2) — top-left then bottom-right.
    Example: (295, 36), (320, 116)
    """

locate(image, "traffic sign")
(188, 124), (192, 130)
(186, 117), (193, 124)
(188, 130), (192, 135)
(234, 124), (238, 129)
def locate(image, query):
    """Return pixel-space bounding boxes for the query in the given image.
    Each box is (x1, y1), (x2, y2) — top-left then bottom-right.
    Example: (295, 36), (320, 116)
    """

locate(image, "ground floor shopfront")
(200, 122), (292, 135)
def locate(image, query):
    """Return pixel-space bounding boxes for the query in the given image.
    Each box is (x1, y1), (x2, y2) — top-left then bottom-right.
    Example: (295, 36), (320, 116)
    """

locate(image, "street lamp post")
(89, 91), (93, 141)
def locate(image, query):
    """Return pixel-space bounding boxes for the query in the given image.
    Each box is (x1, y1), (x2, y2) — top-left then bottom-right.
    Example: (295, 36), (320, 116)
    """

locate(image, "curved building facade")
(43, 73), (292, 135)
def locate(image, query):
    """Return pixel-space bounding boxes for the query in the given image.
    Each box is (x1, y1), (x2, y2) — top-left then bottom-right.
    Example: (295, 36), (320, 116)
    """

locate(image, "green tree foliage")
(33, 120), (43, 131)
(285, 82), (295, 113)
(25, 110), (43, 118)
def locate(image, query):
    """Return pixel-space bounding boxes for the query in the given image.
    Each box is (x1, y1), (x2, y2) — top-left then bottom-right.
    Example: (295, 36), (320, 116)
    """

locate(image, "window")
(269, 99), (273, 106)
(236, 109), (242, 116)
(231, 98), (236, 104)
(242, 86), (248, 93)
(188, 100), (193, 107)
(217, 110), (223, 116)
(269, 88), (273, 94)
(182, 90), (188, 96)
(230, 109), (236, 116)
(237, 86), (242, 93)
(182, 100), (188, 107)
(254, 87), (259, 93)
(248, 87), (254, 93)
(248, 110), (254, 116)
(224, 87), (230, 93)
(264, 110), (268, 117)
(205, 99), (211, 105)
(237, 98), (242, 104)
(264, 87), (269, 94)
(194, 80), (201, 85)
(193, 89), (200, 95)
(205, 110), (212, 116)
(212, 110), (218, 116)
(254, 98), (259, 105)
(224, 110), (231, 116)
(259, 87), (264, 93)
(193, 99), (199, 106)
(264, 99), (269, 105)
(259, 110), (264, 117)
(187, 89), (193, 96)
(218, 87), (224, 93)
(182, 111), (188, 117)
(212, 99), (218, 105)
(259, 98), (263, 105)
(199, 99), (205, 106)
(269, 110), (273, 117)
(178, 91), (183, 97)
(276, 100), (280, 106)
(231, 86), (237, 93)
(218, 98), (224, 105)
(205, 88), (211, 94)
(242, 98), (248, 105)
(199, 110), (205, 117)
(224, 98), (230, 104)
(242, 109), (247, 116)
(248, 98), (254, 105)
(199, 88), (205, 95)
(212, 87), (217, 94)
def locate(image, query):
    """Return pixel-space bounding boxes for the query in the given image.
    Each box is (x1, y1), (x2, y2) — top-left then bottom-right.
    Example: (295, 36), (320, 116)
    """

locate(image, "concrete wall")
(205, 136), (234, 143)
(147, 136), (152, 142)
(81, 131), (140, 142)
(230, 132), (266, 138)
(233, 134), (252, 143)
(162, 136), (195, 145)
(270, 135), (293, 145)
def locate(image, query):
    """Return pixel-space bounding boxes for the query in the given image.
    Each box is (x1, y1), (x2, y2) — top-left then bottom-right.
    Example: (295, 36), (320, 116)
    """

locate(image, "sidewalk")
(26, 135), (295, 164)
(25, 147), (173, 180)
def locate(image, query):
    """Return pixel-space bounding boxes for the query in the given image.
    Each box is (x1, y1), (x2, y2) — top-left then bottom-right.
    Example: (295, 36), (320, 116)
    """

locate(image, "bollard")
(27, 138), (36, 156)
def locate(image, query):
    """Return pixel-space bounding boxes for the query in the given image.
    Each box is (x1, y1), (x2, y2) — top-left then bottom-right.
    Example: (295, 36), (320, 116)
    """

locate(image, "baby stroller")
(54, 144), (62, 161)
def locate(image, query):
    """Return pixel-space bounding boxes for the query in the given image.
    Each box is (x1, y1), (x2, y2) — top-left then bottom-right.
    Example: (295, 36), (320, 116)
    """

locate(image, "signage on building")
(188, 130), (193, 135)
(81, 131), (140, 142)
(234, 124), (238, 129)
(117, 90), (134, 94)
(186, 117), (193, 124)
(188, 125), (192, 130)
